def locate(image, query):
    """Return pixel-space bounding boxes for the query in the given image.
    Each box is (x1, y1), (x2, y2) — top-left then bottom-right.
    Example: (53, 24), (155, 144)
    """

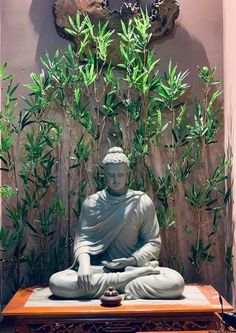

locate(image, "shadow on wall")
(29, 0), (67, 67)
(149, 23), (211, 175)
(224, 92), (235, 303)
(148, 25), (228, 294)
(152, 23), (210, 101)
(24, 0), (228, 301)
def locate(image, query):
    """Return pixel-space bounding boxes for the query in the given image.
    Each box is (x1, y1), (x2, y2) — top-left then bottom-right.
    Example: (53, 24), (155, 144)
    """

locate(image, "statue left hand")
(102, 257), (136, 270)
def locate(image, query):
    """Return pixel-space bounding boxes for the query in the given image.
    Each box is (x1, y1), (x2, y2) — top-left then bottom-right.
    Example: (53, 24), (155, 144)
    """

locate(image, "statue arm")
(132, 242), (160, 267)
(73, 198), (92, 262)
(77, 252), (91, 269)
(77, 252), (94, 291)
(74, 200), (94, 290)
(132, 195), (161, 267)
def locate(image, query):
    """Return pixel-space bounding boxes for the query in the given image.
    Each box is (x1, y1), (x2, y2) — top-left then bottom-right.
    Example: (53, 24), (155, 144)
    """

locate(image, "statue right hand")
(77, 266), (94, 292)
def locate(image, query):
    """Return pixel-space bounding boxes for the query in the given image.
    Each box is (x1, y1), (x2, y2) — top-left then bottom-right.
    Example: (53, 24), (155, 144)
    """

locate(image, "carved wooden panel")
(53, 0), (180, 63)
(53, 0), (179, 38)
(15, 317), (216, 333)
(3, 286), (232, 333)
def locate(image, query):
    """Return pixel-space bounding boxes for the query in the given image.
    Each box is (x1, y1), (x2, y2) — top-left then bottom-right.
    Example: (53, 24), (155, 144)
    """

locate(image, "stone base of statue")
(2, 285), (233, 333)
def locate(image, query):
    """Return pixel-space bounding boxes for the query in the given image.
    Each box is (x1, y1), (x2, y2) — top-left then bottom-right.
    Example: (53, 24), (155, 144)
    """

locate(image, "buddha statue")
(49, 147), (184, 299)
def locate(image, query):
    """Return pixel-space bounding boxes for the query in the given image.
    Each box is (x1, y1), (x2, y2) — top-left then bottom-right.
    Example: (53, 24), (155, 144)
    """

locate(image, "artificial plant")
(0, 11), (232, 302)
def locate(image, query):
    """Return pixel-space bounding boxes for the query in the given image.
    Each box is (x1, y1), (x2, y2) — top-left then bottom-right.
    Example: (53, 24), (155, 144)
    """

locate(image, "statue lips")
(111, 183), (122, 189)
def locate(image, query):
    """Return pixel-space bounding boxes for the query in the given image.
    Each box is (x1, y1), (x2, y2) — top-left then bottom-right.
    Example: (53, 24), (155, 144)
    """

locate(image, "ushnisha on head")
(102, 147), (130, 196)
(102, 147), (130, 167)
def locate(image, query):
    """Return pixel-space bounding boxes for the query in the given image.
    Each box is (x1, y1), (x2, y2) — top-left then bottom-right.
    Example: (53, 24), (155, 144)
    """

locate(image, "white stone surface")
(25, 285), (209, 307)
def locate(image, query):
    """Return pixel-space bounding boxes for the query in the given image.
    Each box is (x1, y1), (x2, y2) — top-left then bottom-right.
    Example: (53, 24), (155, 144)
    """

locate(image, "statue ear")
(99, 163), (104, 171)
(103, 172), (107, 184)
(126, 170), (131, 184)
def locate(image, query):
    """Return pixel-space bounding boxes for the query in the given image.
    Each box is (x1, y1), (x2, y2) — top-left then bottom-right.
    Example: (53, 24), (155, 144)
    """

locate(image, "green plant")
(0, 64), (65, 289)
(0, 11), (232, 300)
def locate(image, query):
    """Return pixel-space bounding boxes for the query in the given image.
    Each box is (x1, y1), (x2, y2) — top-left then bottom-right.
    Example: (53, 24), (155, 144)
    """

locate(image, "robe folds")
(74, 189), (161, 267)
(49, 189), (185, 299)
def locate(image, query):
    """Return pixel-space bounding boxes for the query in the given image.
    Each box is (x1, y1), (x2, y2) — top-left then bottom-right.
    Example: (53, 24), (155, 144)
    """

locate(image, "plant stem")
(66, 114), (72, 266)
(195, 208), (202, 277)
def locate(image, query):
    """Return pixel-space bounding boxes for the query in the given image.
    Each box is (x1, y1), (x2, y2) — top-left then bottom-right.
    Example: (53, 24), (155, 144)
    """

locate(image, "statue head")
(102, 147), (130, 196)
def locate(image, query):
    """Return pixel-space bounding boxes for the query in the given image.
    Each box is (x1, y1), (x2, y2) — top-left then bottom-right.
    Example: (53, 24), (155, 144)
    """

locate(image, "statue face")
(104, 163), (129, 196)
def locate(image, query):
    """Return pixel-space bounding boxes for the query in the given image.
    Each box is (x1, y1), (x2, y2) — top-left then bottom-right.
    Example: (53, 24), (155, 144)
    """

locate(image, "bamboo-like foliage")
(0, 11), (232, 299)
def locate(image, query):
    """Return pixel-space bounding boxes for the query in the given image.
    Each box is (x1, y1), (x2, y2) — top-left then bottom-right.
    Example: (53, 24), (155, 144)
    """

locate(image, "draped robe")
(49, 189), (184, 299)
(74, 189), (161, 267)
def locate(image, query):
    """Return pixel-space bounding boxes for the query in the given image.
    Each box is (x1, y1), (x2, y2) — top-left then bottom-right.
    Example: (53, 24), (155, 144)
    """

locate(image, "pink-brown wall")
(1, 0), (223, 99)
(223, 1), (236, 309)
(157, 0), (223, 98)
(1, 0), (230, 306)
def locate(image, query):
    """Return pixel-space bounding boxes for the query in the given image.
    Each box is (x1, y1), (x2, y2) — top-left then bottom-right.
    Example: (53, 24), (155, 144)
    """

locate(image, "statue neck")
(106, 187), (128, 197)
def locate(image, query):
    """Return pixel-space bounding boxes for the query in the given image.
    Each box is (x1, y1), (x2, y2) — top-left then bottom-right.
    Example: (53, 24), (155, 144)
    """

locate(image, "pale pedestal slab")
(2, 284), (233, 333)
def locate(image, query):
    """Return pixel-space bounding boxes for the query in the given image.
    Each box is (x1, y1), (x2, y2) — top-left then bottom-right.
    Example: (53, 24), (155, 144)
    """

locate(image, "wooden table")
(2, 284), (233, 333)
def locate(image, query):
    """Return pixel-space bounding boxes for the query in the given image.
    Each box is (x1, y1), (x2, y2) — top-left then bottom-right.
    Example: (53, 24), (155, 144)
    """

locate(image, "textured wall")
(223, 1), (236, 309)
(0, 0), (3, 313)
(1, 0), (223, 99)
(1, 0), (227, 306)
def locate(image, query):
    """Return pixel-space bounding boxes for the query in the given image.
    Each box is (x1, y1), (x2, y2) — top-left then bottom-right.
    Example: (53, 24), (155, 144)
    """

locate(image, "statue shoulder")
(138, 192), (155, 209)
(82, 191), (102, 209)
(128, 189), (145, 197)
(128, 190), (154, 208)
